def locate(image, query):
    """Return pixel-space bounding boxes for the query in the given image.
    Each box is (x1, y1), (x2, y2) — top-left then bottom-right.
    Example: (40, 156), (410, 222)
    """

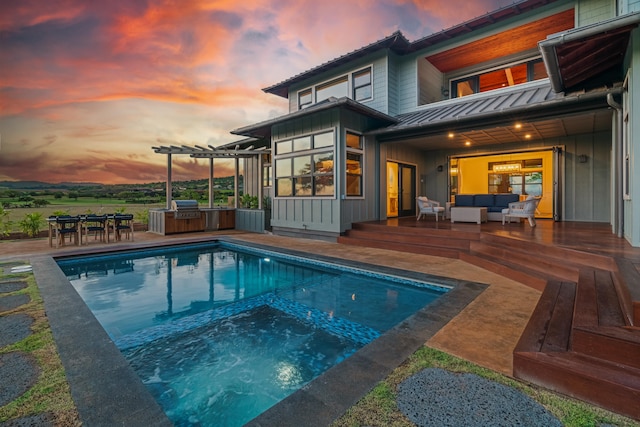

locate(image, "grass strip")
(332, 346), (640, 427)
(0, 262), (80, 426)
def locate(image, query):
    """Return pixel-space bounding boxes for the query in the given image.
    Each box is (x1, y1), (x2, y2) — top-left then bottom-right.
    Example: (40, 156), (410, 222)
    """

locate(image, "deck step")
(336, 235), (460, 259)
(469, 241), (580, 283)
(514, 270), (640, 420)
(615, 258), (640, 325)
(458, 252), (548, 291)
(514, 281), (576, 353)
(513, 351), (640, 420)
(351, 221), (482, 241)
(344, 229), (470, 251)
(480, 233), (617, 271)
(572, 325), (640, 370)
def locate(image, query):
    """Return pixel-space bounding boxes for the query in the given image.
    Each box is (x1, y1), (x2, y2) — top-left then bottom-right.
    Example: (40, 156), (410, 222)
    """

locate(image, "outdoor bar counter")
(148, 207), (235, 235)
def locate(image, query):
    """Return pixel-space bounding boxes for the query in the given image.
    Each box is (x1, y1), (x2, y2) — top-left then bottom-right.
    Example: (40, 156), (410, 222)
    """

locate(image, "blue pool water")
(57, 242), (447, 426)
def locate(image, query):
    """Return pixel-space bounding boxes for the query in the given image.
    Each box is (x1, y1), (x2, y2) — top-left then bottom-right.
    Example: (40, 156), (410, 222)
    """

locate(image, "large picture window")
(275, 130), (335, 197)
(451, 59), (547, 98)
(316, 76), (348, 103)
(346, 132), (363, 197)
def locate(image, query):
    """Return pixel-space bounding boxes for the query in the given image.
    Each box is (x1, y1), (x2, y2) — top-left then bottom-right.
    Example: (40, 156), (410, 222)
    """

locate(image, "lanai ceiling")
(390, 109), (612, 151)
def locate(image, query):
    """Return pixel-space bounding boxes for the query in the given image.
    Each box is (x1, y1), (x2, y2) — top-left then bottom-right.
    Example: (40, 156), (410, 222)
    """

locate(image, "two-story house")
(229, 0), (640, 248)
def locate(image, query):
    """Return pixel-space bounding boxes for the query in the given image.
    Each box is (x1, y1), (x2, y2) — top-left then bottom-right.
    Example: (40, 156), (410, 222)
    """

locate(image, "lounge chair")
(416, 196), (445, 222)
(501, 196), (541, 227)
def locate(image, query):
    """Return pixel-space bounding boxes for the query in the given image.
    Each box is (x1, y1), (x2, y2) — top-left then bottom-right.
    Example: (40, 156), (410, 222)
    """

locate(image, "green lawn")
(1, 199), (164, 233)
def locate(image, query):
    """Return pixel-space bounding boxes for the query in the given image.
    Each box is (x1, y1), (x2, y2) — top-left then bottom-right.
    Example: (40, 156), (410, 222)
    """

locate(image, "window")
(316, 76), (348, 103)
(346, 132), (363, 197)
(274, 131), (335, 197)
(297, 66), (373, 110)
(299, 89), (312, 109)
(262, 153), (272, 188)
(353, 68), (372, 101)
(451, 59), (547, 98)
(487, 159), (542, 195)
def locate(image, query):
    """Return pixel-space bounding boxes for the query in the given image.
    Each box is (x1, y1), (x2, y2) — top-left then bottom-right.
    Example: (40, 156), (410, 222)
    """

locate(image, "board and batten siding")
(339, 111), (381, 230)
(270, 109), (343, 234)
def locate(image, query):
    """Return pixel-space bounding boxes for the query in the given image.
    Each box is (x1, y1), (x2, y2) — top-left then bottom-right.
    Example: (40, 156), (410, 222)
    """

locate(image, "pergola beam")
(152, 142), (268, 210)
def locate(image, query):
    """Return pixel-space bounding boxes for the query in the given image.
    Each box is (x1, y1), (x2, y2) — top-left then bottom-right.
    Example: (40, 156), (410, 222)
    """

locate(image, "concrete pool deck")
(0, 231), (541, 425)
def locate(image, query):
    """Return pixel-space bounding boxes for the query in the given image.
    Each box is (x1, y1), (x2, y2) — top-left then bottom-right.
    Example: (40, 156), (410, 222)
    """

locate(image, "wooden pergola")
(152, 140), (267, 210)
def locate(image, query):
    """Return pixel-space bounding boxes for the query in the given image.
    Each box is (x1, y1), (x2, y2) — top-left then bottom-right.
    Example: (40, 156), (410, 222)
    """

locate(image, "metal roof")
(231, 96), (398, 139)
(370, 80), (621, 140)
(263, 0), (563, 98)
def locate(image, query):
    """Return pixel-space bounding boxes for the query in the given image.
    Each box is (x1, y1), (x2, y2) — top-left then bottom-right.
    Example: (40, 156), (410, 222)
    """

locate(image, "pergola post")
(258, 154), (263, 209)
(208, 158), (214, 208)
(234, 157), (239, 208)
(166, 153), (172, 210)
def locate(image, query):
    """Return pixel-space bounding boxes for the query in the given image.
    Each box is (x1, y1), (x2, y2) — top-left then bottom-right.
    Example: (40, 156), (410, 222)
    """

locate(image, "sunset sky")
(1, 0), (507, 184)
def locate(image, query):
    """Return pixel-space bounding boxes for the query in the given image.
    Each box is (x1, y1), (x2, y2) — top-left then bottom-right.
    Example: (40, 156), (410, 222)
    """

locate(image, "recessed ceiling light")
(525, 134), (531, 139)
(515, 123), (522, 129)
(465, 141), (471, 146)
(448, 132), (455, 138)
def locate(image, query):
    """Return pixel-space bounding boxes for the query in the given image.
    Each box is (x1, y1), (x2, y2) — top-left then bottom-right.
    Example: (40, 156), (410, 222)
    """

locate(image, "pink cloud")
(1, 0), (505, 184)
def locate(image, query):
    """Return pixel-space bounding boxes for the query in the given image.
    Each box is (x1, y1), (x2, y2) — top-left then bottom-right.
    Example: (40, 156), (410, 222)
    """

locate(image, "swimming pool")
(56, 241), (449, 426)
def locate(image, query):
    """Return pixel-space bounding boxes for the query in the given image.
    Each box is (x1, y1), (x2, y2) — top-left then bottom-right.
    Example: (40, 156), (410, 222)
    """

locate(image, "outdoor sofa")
(450, 194), (520, 221)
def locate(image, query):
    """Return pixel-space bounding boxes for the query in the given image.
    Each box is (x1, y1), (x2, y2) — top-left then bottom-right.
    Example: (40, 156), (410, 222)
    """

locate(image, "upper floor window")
(353, 68), (372, 101)
(297, 67), (372, 110)
(316, 76), (348, 103)
(451, 59), (547, 98)
(299, 89), (312, 109)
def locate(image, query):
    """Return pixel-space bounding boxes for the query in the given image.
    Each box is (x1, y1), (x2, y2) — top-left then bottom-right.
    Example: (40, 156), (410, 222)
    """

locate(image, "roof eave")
(539, 12), (640, 93)
(231, 97), (398, 139)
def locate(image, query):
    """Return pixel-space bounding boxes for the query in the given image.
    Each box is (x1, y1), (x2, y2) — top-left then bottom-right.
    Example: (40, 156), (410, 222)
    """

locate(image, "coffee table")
(450, 207), (488, 224)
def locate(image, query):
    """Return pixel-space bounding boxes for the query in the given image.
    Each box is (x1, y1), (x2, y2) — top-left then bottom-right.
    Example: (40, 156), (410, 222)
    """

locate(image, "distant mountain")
(0, 177), (239, 191)
(0, 181), (102, 190)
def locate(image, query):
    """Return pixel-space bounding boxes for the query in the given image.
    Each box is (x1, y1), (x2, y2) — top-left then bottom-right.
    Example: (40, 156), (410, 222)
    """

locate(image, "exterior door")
(398, 164), (416, 217)
(386, 161), (416, 217)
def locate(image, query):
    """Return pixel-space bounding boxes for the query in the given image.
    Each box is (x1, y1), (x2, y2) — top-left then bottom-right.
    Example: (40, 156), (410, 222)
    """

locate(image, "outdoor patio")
(1, 218), (639, 424)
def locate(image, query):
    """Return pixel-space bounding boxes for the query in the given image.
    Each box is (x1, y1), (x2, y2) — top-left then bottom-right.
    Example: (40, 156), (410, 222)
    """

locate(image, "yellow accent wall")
(456, 150), (554, 218)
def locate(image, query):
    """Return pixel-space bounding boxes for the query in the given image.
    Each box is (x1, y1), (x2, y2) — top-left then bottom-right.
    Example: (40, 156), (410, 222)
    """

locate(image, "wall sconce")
(437, 165), (444, 172)
(578, 154), (588, 163)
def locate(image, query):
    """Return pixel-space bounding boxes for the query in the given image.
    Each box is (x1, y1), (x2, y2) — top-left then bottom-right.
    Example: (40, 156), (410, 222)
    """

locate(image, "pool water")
(57, 242), (447, 426)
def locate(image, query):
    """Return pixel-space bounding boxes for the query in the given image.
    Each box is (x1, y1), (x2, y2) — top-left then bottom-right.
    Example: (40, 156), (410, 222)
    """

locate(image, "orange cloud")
(0, 0), (504, 184)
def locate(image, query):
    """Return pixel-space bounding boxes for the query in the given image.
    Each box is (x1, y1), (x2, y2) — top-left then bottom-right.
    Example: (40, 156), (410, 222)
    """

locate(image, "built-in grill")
(171, 200), (201, 219)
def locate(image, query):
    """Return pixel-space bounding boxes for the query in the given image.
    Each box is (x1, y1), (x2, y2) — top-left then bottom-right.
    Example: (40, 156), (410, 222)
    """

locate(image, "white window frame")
(296, 65), (373, 110)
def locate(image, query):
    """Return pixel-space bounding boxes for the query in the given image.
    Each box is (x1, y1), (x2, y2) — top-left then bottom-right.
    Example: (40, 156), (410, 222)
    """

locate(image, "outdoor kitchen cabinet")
(218, 209), (235, 230)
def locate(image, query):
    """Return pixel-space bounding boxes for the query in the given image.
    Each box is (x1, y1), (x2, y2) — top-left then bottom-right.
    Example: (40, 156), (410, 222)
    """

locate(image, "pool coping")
(31, 236), (487, 426)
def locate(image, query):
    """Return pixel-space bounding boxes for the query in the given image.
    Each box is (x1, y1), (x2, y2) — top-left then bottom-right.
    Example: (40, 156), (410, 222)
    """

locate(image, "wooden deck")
(338, 217), (640, 420)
